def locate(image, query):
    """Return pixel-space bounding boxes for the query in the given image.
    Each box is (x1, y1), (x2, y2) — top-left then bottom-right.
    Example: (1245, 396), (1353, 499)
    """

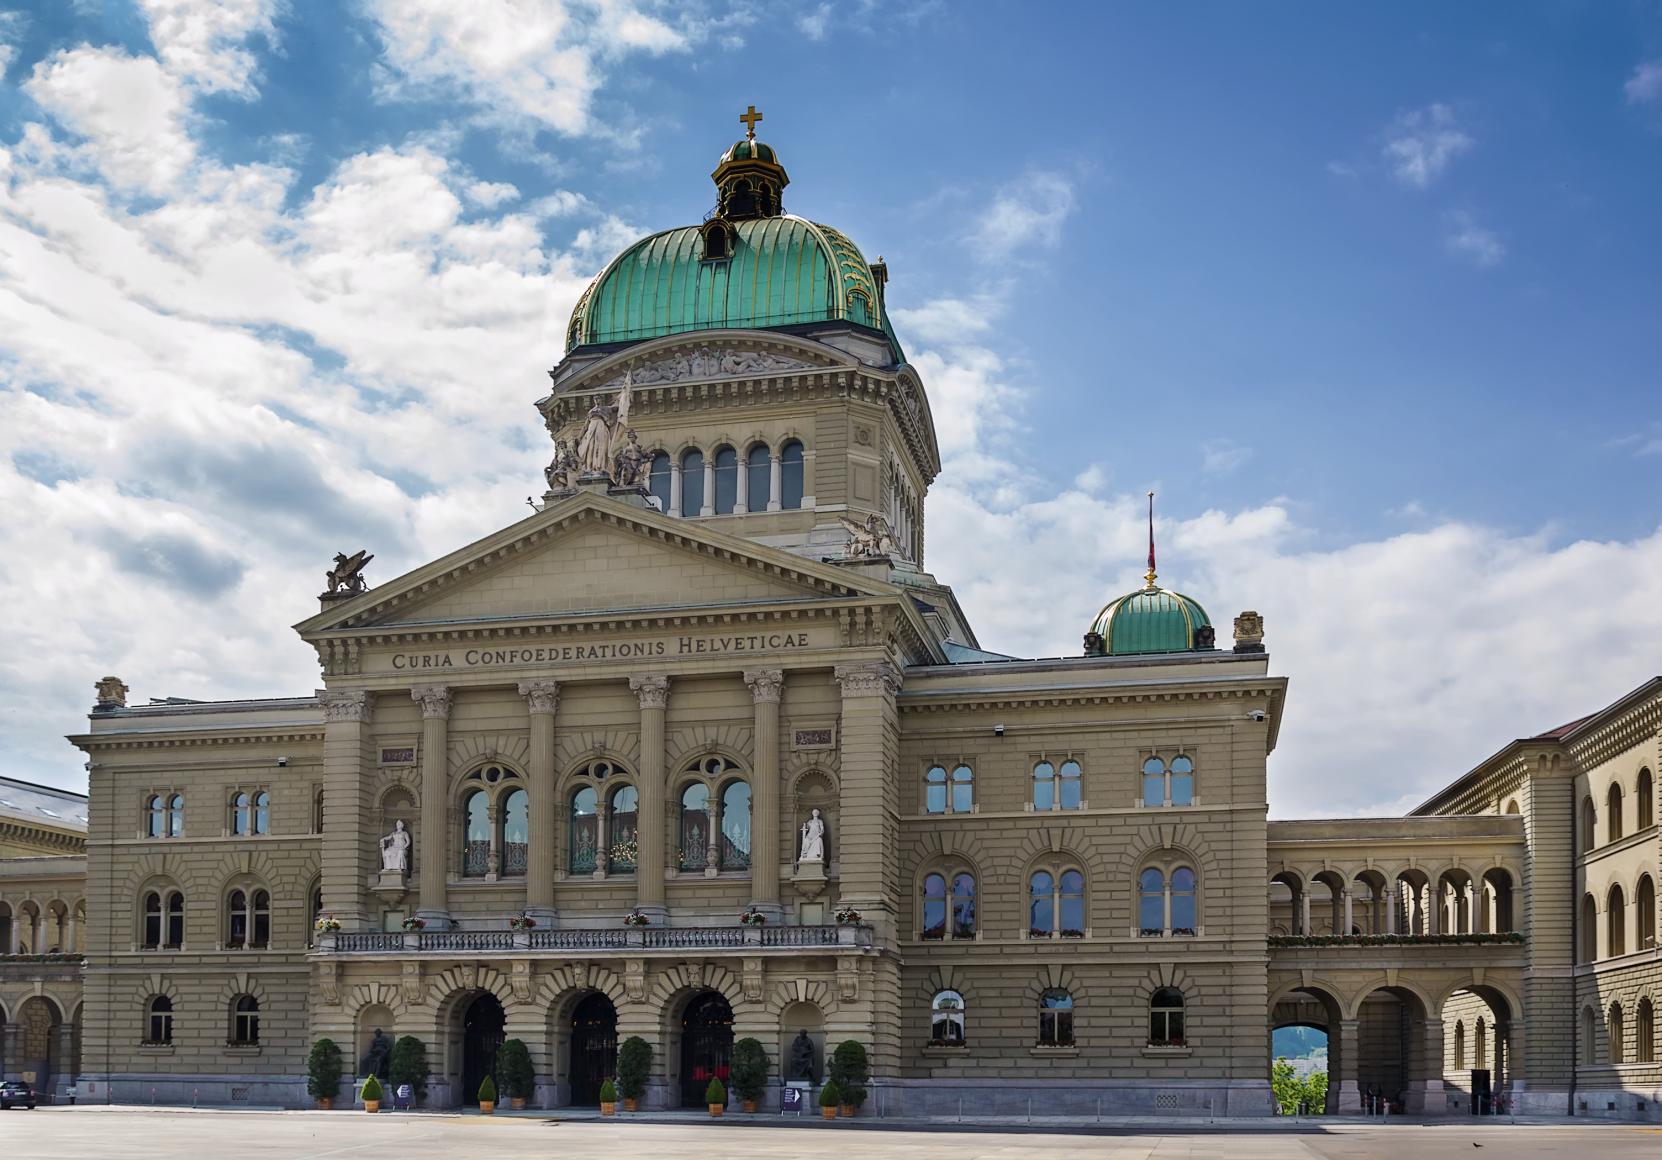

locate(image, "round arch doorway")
(461, 992), (505, 1107)
(569, 992), (618, 1106)
(680, 991), (734, 1107)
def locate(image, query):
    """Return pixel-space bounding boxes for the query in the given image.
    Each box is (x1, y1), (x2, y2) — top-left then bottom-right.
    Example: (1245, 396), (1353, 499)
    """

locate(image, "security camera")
(1249, 710), (1266, 723)
(276, 756), (289, 767)
(993, 724), (1005, 737)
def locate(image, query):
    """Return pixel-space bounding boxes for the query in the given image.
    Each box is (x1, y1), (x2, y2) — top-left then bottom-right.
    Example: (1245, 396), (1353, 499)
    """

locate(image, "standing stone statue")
(786, 1029), (817, 1082)
(798, 808), (825, 863)
(576, 372), (633, 477)
(380, 819), (411, 874)
(360, 1028), (393, 1078)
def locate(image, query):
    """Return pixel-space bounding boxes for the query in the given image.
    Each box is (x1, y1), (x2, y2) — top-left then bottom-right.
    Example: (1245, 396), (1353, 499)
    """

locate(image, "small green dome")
(720, 138), (777, 164)
(1088, 586), (1213, 656)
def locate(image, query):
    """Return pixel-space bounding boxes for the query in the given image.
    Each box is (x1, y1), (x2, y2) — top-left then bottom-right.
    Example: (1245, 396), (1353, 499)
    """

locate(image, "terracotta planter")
(511, 1097), (526, 1110)
(600, 1101), (616, 1115)
(479, 1100), (495, 1115)
(317, 1097), (333, 1110)
(741, 1099), (757, 1113)
(363, 1099), (380, 1114)
(838, 1104), (854, 1117)
(821, 1105), (836, 1119)
(708, 1103), (724, 1117)
(622, 1097), (639, 1112)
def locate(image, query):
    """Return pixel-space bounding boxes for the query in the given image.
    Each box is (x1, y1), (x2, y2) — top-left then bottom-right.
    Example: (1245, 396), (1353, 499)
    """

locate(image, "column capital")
(630, 675), (670, 709)
(834, 662), (901, 698)
(411, 685), (453, 719)
(517, 679), (560, 715)
(743, 669), (784, 703)
(319, 689), (372, 723)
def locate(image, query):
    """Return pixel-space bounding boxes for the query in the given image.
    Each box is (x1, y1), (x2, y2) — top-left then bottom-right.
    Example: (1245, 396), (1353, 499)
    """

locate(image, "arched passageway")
(678, 990), (733, 1107)
(568, 992), (617, 1106)
(1269, 988), (1341, 1113)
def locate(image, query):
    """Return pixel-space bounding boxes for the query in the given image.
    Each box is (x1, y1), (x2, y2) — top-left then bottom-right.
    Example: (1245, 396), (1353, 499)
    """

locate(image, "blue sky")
(0, 1), (1659, 815)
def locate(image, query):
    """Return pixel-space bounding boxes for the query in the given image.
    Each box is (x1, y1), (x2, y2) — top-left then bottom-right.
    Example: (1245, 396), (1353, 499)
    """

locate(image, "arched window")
(146, 794), (166, 838)
(712, 446), (738, 514)
(930, 990), (965, 1045)
(1143, 755), (1195, 807)
(1142, 757), (1166, 808)
(1453, 1020), (1467, 1070)
(923, 763), (973, 814)
(143, 891), (161, 949)
(1580, 893), (1598, 961)
(569, 786), (599, 874)
(500, 788), (528, 877)
(608, 785), (638, 871)
(1058, 760), (1082, 809)
(1037, 988), (1074, 1047)
(1140, 866), (1197, 937)
(253, 790), (270, 835)
(680, 449), (704, 516)
(1636, 997), (1655, 1064)
(231, 791), (251, 835)
(647, 451), (672, 512)
(226, 888), (270, 949)
(1581, 796), (1597, 849)
(952, 872), (976, 938)
(168, 793), (184, 836)
(1607, 783), (1624, 843)
(745, 444), (770, 510)
(1582, 1007), (1598, 1065)
(1032, 760), (1083, 811)
(231, 995), (260, 1046)
(1169, 756), (1194, 806)
(921, 872), (947, 940)
(146, 995), (173, 1045)
(313, 787), (325, 834)
(1149, 987), (1185, 1046)
(720, 780), (751, 869)
(143, 888), (185, 950)
(679, 783), (709, 871)
(779, 440), (804, 509)
(1474, 1018), (1487, 1070)
(1608, 884), (1627, 957)
(461, 789), (490, 877)
(1032, 762), (1055, 811)
(1638, 769), (1654, 830)
(920, 870), (976, 939)
(1028, 868), (1086, 938)
(1609, 1002), (1625, 1065)
(1638, 875), (1656, 950)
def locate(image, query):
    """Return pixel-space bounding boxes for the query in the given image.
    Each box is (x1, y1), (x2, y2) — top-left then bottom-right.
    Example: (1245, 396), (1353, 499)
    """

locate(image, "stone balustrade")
(321, 923), (869, 955)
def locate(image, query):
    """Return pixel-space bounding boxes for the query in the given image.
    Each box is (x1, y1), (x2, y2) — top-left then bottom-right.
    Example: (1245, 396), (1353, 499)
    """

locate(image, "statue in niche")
(360, 1028), (393, 1078)
(798, 808), (826, 863)
(786, 1029), (818, 1082)
(380, 819), (411, 874)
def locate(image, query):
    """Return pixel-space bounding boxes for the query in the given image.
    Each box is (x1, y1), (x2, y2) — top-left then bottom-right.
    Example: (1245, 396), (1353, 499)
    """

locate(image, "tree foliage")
(730, 1037), (769, 1102)
(617, 1035), (652, 1100)
(829, 1040), (869, 1107)
(306, 1037), (342, 1100)
(1271, 1057), (1328, 1115)
(497, 1037), (534, 1100)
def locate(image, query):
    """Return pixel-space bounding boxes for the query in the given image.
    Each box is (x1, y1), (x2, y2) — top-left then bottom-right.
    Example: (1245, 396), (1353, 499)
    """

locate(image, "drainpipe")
(1567, 776), (1577, 1117)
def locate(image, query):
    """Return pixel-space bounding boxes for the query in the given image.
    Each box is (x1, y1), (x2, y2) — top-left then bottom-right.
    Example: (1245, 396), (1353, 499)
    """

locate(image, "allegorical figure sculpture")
(360, 1027), (393, 1078)
(544, 437), (577, 491)
(838, 513), (896, 560)
(613, 428), (647, 488)
(575, 372), (633, 477)
(380, 819), (410, 874)
(324, 550), (374, 596)
(798, 808), (825, 863)
(786, 1029), (818, 1082)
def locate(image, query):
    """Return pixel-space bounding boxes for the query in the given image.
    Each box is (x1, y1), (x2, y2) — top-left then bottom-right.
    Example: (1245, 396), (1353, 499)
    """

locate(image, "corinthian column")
(630, 676), (670, 922)
(518, 680), (560, 924)
(412, 685), (454, 930)
(744, 669), (784, 920)
(319, 689), (373, 929)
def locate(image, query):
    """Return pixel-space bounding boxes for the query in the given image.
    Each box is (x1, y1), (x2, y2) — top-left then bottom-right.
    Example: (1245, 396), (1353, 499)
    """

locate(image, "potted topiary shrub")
(599, 1078), (618, 1115)
(307, 1038), (342, 1109)
(617, 1035), (651, 1112)
(477, 1073), (497, 1114)
(705, 1076), (726, 1117)
(497, 1038), (534, 1109)
(360, 1073), (383, 1114)
(730, 1037), (768, 1113)
(389, 1036), (430, 1106)
(829, 1040), (868, 1117)
(818, 1079), (840, 1120)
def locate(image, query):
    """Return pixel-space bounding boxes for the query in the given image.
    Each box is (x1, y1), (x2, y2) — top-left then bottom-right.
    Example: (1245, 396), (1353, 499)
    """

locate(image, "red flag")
(1146, 491), (1157, 584)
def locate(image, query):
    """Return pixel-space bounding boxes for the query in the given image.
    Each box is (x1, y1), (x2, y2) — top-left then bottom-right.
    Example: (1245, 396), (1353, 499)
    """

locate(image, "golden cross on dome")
(739, 104), (763, 140)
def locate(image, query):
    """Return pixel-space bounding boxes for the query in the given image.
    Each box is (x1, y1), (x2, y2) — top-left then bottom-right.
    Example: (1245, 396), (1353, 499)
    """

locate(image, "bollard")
(192, 1089), (198, 1108)
(957, 1095), (962, 1123)
(1096, 1094), (1101, 1123)
(150, 1086), (156, 1106)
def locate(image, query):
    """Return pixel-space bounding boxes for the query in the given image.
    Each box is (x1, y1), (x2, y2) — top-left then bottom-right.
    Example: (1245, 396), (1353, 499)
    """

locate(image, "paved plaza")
(1, 1109), (1658, 1160)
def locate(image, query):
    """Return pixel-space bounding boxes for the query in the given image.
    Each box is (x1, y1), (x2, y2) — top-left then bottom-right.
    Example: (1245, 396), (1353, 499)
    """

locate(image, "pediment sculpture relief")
(586, 345), (817, 393)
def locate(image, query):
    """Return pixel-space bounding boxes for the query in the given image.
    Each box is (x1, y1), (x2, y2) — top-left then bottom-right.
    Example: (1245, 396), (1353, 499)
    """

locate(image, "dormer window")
(700, 218), (734, 262)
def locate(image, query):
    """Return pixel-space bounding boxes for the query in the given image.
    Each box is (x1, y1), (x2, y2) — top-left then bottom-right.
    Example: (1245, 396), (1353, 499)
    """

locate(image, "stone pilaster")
(744, 669), (784, 919)
(630, 676), (670, 921)
(319, 689), (374, 929)
(412, 684), (454, 929)
(518, 680), (560, 923)
(833, 662), (901, 933)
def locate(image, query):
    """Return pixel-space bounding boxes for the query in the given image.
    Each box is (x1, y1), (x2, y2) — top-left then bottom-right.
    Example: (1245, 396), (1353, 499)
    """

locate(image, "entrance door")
(569, 992), (618, 1105)
(461, 992), (505, 1105)
(680, 991), (734, 1107)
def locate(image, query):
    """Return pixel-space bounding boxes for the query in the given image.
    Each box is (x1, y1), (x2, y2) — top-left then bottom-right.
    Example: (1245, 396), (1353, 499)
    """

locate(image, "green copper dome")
(566, 215), (902, 356)
(1088, 586), (1213, 656)
(720, 138), (777, 164)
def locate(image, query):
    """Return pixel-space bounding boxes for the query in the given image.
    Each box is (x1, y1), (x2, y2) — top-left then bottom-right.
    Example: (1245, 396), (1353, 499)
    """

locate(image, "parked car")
(0, 1081), (36, 1109)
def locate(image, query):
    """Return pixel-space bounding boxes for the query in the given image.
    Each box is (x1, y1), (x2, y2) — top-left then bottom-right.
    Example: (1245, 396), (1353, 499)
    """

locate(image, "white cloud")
(888, 295), (996, 346)
(0, 10), (22, 77)
(137, 0), (279, 95)
(1625, 59), (1662, 105)
(798, 3), (832, 39)
(364, 0), (688, 135)
(1382, 103), (1472, 189)
(1201, 439), (1253, 475)
(971, 170), (1076, 258)
(465, 179), (521, 208)
(1445, 210), (1506, 267)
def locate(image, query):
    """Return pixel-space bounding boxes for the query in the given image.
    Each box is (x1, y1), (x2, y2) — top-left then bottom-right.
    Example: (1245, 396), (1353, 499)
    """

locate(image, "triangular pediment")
(295, 492), (899, 636)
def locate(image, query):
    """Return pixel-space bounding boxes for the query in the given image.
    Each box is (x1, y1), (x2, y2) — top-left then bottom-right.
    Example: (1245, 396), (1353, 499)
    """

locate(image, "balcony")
(316, 924), (872, 956)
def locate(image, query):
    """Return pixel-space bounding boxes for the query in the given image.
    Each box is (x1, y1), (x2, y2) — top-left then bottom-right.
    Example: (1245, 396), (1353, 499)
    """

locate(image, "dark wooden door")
(461, 992), (504, 1105)
(679, 991), (733, 1106)
(569, 993), (617, 1105)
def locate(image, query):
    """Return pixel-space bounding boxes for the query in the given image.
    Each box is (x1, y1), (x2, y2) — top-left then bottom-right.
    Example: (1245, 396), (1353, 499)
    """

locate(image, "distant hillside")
(1273, 1025), (1328, 1060)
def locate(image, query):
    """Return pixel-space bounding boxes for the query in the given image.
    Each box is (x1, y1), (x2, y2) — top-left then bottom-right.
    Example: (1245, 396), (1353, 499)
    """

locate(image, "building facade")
(10, 119), (1659, 1118)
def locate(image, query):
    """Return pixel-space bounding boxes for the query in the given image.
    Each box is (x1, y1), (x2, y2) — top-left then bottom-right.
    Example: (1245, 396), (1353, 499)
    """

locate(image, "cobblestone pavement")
(3, 1108), (1658, 1160)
